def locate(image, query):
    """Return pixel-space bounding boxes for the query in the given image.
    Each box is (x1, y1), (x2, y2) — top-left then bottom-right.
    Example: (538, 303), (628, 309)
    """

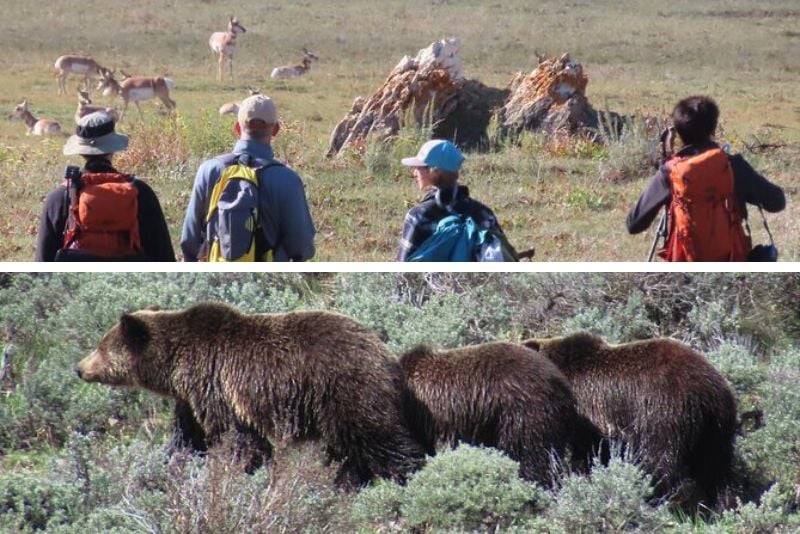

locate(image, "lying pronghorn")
(270, 48), (319, 79)
(97, 69), (175, 121)
(209, 16), (247, 82)
(218, 87), (261, 116)
(8, 99), (61, 135)
(75, 88), (119, 123)
(54, 55), (106, 97)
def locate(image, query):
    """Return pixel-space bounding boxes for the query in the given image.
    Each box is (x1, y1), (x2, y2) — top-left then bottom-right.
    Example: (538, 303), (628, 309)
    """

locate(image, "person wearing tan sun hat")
(180, 94), (315, 261)
(35, 111), (175, 261)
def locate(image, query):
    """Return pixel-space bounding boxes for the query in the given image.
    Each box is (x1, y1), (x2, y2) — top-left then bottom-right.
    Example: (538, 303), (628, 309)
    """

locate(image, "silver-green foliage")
(352, 444), (548, 532)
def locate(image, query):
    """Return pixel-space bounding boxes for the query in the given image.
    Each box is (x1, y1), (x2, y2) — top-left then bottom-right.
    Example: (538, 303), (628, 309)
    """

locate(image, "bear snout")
(75, 366), (83, 380)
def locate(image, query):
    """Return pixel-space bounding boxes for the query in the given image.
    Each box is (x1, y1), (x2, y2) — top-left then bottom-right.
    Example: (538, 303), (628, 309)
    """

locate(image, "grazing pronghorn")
(75, 88), (119, 123)
(54, 55), (106, 96)
(97, 69), (175, 121)
(8, 99), (61, 135)
(218, 87), (261, 116)
(209, 16), (247, 82)
(270, 48), (319, 79)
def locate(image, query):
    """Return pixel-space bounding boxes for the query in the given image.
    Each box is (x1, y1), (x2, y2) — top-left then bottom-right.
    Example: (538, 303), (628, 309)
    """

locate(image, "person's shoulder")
(43, 184), (68, 205)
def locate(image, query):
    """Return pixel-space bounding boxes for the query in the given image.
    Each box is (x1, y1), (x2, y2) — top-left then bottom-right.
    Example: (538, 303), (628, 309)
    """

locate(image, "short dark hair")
(672, 96), (719, 146)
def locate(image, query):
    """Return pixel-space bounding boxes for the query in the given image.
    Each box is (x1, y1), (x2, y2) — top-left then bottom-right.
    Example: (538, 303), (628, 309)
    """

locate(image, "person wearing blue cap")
(396, 139), (510, 261)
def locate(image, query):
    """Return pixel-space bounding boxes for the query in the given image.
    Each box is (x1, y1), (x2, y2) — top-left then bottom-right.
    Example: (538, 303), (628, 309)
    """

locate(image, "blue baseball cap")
(401, 139), (465, 173)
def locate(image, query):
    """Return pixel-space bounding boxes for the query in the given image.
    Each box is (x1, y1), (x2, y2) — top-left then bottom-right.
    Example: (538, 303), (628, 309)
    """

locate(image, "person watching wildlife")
(181, 94), (315, 262)
(626, 95), (785, 261)
(396, 139), (517, 262)
(35, 111), (175, 262)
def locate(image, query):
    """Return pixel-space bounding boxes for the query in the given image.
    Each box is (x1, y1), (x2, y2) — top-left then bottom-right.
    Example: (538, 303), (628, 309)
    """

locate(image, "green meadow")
(1, 0), (798, 261)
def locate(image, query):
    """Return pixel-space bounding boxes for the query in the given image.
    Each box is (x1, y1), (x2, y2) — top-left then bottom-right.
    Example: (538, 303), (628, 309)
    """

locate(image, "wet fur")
(400, 342), (601, 486)
(523, 332), (737, 506)
(78, 302), (425, 487)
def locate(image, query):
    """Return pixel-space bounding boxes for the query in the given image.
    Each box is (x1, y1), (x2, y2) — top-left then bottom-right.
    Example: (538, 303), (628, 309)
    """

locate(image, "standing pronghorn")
(270, 48), (319, 79)
(75, 88), (119, 123)
(209, 16), (247, 82)
(54, 55), (106, 96)
(218, 87), (261, 116)
(96, 69), (175, 121)
(8, 99), (61, 135)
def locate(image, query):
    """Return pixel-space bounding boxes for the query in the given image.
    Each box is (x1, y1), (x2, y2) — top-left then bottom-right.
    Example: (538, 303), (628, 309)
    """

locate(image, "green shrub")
(560, 290), (657, 343)
(547, 457), (672, 532)
(352, 444), (548, 532)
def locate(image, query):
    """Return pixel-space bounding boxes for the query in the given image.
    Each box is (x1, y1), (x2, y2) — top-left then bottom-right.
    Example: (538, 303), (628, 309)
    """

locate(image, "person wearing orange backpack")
(626, 96), (785, 261)
(35, 111), (175, 261)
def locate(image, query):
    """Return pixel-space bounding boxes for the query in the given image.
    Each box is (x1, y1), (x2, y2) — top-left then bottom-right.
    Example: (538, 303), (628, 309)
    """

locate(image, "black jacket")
(626, 142), (785, 235)
(35, 159), (176, 262)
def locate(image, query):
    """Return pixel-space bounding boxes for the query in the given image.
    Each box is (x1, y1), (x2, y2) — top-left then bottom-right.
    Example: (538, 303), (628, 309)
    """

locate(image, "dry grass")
(1, 0), (798, 261)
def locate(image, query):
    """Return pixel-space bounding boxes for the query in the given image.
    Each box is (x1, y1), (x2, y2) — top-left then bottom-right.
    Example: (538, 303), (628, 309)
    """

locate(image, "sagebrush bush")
(547, 456), (673, 533)
(353, 444), (548, 532)
(560, 290), (657, 343)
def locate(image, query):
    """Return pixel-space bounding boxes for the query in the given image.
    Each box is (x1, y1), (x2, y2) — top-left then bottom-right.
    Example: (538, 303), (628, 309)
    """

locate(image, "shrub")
(547, 456), (673, 532)
(560, 290), (657, 343)
(353, 444), (548, 532)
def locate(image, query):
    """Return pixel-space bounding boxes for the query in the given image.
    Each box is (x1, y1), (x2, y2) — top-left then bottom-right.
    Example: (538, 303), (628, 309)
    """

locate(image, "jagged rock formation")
(329, 42), (620, 156)
(327, 38), (464, 157)
(499, 53), (602, 137)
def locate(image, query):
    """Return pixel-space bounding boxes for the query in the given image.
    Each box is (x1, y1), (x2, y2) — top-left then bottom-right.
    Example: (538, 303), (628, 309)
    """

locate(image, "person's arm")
(180, 161), (216, 261)
(35, 188), (68, 262)
(135, 181), (176, 261)
(269, 170), (316, 261)
(625, 167), (671, 234)
(731, 155), (786, 213)
(396, 209), (421, 262)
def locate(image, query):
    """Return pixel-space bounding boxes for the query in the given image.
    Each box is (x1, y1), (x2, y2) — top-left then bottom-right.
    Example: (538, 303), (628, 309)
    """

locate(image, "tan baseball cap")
(237, 94), (278, 128)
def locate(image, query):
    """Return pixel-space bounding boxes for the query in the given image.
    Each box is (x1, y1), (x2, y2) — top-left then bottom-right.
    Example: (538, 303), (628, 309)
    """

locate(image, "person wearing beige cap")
(35, 111), (175, 261)
(181, 94), (315, 261)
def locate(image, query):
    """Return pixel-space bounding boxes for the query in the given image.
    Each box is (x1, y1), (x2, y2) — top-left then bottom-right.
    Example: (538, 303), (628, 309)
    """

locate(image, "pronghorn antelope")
(54, 55), (106, 96)
(97, 69), (175, 121)
(8, 99), (61, 135)
(75, 89), (119, 123)
(218, 87), (261, 116)
(209, 16), (247, 82)
(270, 48), (319, 79)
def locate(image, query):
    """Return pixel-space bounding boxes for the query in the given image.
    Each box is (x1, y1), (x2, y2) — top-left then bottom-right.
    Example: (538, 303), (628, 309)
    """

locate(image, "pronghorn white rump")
(209, 17), (246, 82)
(8, 99), (61, 135)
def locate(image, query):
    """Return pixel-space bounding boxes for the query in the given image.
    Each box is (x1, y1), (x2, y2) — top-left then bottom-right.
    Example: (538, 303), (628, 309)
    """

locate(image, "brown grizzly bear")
(76, 302), (426, 487)
(400, 342), (602, 487)
(522, 332), (737, 506)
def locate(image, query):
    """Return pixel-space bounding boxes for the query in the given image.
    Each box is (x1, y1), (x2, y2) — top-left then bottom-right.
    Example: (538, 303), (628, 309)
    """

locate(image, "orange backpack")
(60, 172), (144, 260)
(661, 148), (751, 262)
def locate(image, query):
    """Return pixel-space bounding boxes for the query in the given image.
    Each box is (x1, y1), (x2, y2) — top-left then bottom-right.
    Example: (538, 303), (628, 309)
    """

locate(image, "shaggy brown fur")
(400, 342), (601, 486)
(523, 332), (737, 507)
(76, 302), (425, 487)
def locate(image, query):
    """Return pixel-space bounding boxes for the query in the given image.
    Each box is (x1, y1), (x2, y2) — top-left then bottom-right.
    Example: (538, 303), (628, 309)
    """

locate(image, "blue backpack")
(407, 214), (517, 262)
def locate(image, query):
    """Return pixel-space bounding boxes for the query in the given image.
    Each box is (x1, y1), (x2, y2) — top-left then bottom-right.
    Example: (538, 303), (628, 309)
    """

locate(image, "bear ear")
(522, 339), (542, 351)
(144, 304), (161, 311)
(119, 314), (151, 351)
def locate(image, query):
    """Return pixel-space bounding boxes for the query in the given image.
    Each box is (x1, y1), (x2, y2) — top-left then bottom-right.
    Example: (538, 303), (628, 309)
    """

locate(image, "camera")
(64, 165), (81, 181)
(747, 244), (778, 262)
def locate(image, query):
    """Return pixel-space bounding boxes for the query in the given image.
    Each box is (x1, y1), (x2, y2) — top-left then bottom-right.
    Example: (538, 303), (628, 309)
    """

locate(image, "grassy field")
(1, 0), (799, 261)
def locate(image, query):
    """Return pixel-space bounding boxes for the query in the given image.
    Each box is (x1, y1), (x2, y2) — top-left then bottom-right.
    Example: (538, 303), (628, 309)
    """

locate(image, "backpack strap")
(62, 172), (84, 249)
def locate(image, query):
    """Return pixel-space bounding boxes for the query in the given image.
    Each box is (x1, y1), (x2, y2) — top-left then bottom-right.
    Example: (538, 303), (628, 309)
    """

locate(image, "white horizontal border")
(1, 262), (799, 274)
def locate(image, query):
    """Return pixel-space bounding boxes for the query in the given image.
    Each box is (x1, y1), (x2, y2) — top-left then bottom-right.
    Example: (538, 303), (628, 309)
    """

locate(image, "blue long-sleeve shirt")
(181, 140), (316, 262)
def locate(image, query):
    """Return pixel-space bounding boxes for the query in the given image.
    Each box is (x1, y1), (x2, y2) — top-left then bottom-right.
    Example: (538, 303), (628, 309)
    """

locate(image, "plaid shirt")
(396, 185), (502, 261)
